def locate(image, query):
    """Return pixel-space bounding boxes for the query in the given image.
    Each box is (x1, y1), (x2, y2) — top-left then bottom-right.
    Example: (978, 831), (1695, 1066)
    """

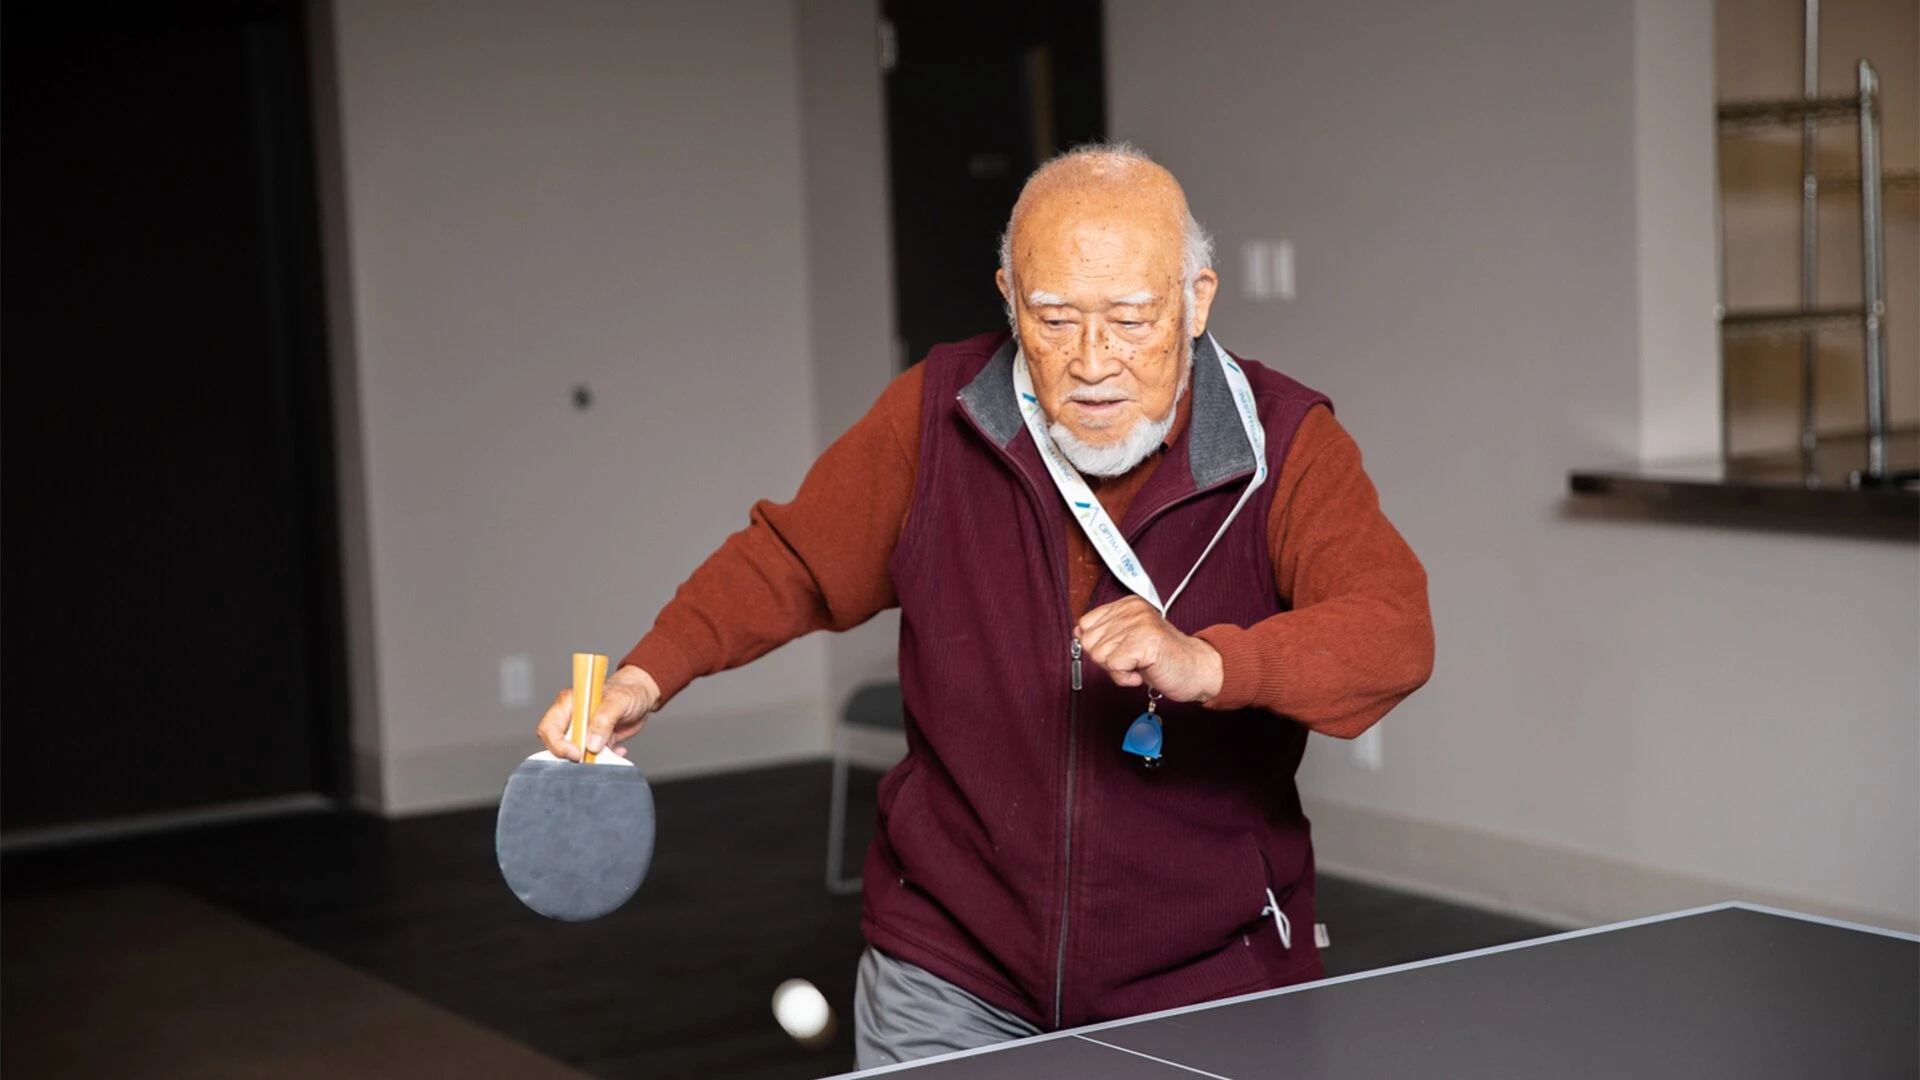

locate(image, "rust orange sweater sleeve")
(1193, 406), (1434, 738)
(624, 371), (1431, 730)
(620, 363), (925, 704)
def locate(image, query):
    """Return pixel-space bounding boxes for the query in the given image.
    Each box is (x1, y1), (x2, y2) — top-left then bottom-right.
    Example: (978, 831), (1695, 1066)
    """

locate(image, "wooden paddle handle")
(570, 652), (610, 764)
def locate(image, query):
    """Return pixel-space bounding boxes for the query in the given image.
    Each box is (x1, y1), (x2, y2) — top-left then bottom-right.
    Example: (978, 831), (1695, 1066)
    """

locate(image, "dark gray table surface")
(841, 904), (1919, 1079)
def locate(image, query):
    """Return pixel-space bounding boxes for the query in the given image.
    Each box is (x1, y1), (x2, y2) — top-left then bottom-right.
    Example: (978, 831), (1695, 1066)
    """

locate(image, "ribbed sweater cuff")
(620, 632), (701, 707)
(1193, 623), (1281, 712)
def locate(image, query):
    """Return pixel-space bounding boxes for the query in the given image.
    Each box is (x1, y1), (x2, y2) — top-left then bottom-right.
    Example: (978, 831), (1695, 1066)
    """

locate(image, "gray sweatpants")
(853, 946), (1043, 1069)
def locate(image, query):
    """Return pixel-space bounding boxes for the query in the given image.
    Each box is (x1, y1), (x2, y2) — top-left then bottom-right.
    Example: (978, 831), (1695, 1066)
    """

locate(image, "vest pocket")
(1236, 834), (1315, 958)
(1236, 836), (1322, 990)
(1241, 835), (1290, 938)
(1097, 837), (1297, 1014)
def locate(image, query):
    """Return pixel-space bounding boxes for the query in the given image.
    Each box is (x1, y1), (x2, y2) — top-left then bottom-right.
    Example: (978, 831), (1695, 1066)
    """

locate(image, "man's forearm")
(619, 364), (925, 705)
(1193, 406), (1435, 735)
(621, 504), (839, 702)
(1194, 583), (1432, 736)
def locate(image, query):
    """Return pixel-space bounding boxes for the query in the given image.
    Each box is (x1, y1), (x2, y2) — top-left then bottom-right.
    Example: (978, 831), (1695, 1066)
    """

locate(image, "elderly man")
(537, 144), (1433, 1066)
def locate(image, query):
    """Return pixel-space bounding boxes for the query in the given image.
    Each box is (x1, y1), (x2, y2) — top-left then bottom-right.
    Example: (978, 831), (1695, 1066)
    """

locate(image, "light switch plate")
(500, 654), (534, 709)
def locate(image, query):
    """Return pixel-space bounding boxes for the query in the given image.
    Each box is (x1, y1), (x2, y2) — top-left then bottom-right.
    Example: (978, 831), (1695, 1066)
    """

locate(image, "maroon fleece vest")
(862, 332), (1333, 1030)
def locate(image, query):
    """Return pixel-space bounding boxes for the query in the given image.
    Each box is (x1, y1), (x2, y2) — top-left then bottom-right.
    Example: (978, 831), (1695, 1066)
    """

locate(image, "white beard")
(1047, 362), (1190, 478)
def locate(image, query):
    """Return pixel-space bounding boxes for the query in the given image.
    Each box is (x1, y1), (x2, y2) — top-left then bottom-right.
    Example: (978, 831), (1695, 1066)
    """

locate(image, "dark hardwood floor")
(2, 761), (1553, 1078)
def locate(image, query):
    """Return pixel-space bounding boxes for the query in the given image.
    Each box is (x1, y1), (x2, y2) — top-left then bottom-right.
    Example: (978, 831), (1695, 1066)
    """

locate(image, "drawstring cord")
(1261, 887), (1292, 950)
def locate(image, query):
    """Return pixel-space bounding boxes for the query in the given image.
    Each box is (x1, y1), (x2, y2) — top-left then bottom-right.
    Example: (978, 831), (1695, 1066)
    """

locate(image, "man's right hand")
(535, 664), (663, 761)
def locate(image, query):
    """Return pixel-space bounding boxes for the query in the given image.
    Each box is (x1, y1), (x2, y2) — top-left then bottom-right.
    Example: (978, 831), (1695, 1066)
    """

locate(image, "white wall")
(794, 0), (906, 724)
(1108, 0), (1918, 929)
(316, 0), (1918, 926)
(317, 0), (837, 813)
(1634, 0), (1721, 461)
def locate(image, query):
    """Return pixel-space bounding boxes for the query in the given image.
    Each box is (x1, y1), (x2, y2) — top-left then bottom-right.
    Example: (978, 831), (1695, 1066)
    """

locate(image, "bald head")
(998, 144), (1215, 330)
(994, 144), (1220, 476)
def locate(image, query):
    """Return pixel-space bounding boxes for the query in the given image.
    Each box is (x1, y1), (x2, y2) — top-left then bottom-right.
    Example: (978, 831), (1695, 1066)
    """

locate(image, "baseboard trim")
(0, 794), (336, 854)
(1305, 798), (1919, 935)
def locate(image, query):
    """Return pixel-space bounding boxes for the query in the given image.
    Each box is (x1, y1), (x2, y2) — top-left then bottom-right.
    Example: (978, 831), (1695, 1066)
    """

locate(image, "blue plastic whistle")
(1122, 712), (1164, 767)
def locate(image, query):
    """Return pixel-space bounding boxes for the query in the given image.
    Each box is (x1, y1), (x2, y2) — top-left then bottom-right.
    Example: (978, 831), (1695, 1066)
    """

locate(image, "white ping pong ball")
(772, 978), (832, 1043)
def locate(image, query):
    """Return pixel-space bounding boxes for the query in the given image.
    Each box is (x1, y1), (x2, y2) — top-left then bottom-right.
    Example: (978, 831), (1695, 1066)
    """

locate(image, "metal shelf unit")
(1716, 0), (1892, 485)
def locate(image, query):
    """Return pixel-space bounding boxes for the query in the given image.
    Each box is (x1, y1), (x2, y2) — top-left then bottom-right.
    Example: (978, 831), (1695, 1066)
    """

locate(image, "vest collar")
(956, 333), (1258, 491)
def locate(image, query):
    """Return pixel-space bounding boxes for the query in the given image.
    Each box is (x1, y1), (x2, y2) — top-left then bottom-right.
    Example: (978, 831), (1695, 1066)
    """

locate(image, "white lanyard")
(1013, 334), (1267, 616)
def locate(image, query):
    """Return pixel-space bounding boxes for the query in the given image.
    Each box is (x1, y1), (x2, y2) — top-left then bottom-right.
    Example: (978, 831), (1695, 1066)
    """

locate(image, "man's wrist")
(1190, 624), (1263, 711)
(620, 633), (699, 706)
(1191, 639), (1224, 703)
(611, 664), (661, 708)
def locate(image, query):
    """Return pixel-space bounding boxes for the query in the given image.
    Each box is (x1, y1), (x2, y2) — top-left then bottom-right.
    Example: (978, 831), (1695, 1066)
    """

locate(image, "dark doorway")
(2, 1), (347, 832)
(881, 0), (1107, 367)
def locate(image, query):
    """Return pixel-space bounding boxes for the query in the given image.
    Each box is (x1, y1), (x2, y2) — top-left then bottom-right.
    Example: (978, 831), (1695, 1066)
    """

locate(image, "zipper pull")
(1070, 639), (1082, 691)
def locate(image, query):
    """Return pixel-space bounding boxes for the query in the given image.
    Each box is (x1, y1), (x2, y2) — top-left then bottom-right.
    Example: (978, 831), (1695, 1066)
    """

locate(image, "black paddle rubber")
(496, 757), (655, 921)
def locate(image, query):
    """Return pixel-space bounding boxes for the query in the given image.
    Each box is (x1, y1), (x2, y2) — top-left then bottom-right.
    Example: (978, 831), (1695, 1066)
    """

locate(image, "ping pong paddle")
(495, 652), (656, 921)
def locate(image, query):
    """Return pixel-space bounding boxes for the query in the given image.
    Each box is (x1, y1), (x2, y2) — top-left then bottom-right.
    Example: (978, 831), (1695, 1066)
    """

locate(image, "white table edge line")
(1722, 900), (1920, 942)
(821, 900), (1896, 1077)
(1074, 1035), (1240, 1079)
(819, 1029), (1089, 1077)
(1029, 901), (1755, 1041)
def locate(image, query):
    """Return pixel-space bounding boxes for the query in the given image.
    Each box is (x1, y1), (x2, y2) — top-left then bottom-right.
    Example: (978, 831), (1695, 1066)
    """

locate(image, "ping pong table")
(835, 902), (1918, 1079)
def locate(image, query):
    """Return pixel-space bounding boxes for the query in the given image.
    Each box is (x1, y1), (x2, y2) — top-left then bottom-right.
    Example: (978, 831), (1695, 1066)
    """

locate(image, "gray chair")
(826, 681), (905, 895)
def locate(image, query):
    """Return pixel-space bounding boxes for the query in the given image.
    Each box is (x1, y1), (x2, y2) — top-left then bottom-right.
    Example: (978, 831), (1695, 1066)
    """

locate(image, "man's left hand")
(1075, 596), (1224, 703)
